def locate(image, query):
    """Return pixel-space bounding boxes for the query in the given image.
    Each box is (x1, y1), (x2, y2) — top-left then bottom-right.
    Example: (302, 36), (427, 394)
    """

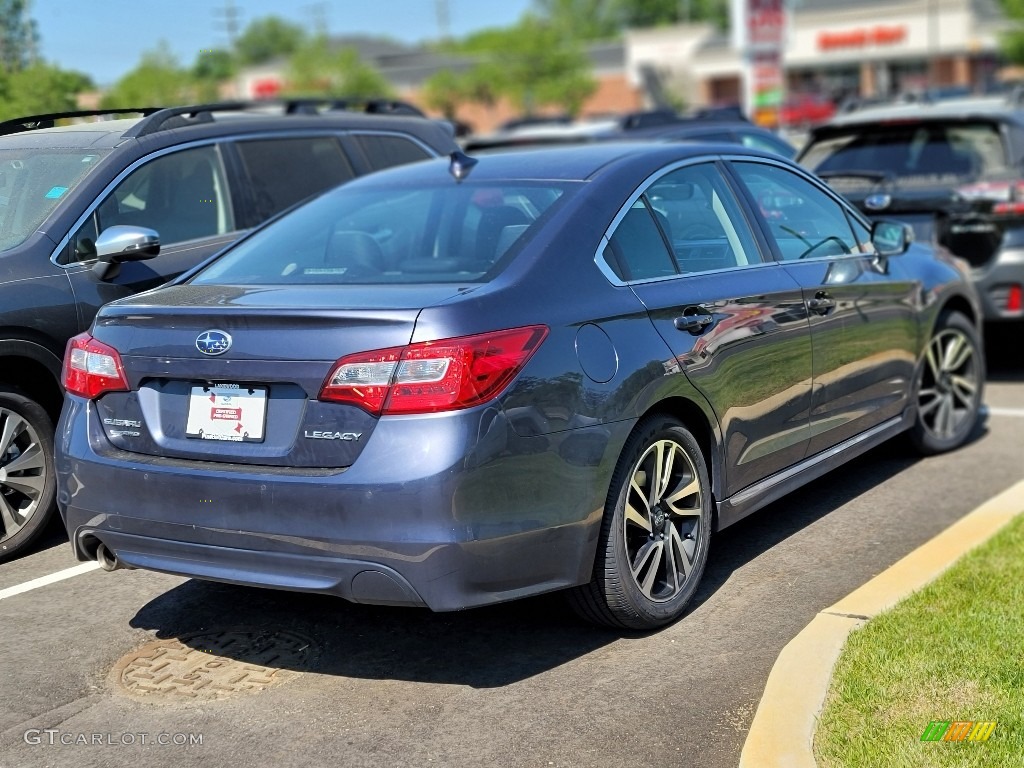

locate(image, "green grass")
(815, 513), (1024, 767)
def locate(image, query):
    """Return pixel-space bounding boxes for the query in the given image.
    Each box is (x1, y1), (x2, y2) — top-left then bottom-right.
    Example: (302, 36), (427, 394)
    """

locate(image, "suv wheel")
(910, 311), (984, 455)
(0, 387), (56, 560)
(569, 416), (711, 630)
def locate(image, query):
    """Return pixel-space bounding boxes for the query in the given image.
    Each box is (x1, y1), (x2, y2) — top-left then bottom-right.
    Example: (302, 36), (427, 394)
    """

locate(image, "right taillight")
(62, 333), (129, 399)
(320, 325), (548, 416)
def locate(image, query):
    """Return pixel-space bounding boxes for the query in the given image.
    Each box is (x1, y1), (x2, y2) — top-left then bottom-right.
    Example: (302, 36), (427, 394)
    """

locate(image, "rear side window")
(351, 134), (431, 171)
(603, 161), (760, 281)
(235, 136), (355, 220)
(192, 180), (572, 285)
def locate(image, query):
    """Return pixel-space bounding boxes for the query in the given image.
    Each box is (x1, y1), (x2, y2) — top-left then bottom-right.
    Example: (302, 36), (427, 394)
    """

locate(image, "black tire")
(909, 311), (984, 455)
(0, 386), (57, 561)
(569, 415), (711, 630)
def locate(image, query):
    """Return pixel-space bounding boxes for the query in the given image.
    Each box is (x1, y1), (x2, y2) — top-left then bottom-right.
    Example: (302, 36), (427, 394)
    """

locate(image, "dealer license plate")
(185, 384), (267, 442)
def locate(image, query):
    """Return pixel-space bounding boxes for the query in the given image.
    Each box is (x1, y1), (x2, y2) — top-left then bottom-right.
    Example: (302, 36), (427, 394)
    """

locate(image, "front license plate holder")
(185, 384), (268, 442)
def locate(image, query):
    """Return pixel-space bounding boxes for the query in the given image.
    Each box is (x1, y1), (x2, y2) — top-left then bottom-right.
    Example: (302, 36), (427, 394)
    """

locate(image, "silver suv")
(798, 94), (1024, 325)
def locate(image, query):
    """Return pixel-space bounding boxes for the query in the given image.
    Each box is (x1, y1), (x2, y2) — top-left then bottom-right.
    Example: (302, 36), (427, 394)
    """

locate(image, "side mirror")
(92, 225), (160, 280)
(870, 219), (911, 257)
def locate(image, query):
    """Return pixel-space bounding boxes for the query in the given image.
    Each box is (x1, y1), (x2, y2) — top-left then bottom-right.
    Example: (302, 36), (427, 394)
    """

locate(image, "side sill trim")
(715, 410), (913, 531)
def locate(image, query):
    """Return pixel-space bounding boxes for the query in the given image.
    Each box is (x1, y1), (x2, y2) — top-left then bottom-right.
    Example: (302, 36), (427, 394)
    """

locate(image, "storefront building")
(628, 0), (1008, 116)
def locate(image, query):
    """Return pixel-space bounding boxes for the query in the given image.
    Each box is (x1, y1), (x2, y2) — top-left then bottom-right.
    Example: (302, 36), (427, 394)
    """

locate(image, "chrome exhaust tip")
(95, 542), (122, 572)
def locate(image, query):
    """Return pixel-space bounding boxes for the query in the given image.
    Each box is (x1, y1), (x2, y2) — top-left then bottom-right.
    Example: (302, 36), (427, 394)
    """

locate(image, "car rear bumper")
(57, 396), (629, 611)
(973, 245), (1024, 322)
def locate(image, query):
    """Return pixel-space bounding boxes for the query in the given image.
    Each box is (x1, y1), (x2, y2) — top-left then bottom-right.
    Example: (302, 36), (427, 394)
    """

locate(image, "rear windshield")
(800, 122), (1010, 188)
(0, 148), (109, 251)
(192, 179), (572, 285)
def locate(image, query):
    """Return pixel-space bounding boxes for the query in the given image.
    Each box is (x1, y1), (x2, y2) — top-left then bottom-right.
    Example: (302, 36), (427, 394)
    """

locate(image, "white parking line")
(0, 562), (100, 602)
(989, 407), (1024, 418)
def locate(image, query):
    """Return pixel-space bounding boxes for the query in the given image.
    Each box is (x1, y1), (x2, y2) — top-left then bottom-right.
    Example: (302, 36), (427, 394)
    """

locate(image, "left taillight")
(320, 325), (549, 416)
(62, 332), (129, 399)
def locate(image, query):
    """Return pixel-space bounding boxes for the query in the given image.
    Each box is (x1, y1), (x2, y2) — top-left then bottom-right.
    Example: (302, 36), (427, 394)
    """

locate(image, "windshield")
(193, 179), (574, 285)
(800, 122), (1010, 189)
(0, 149), (109, 251)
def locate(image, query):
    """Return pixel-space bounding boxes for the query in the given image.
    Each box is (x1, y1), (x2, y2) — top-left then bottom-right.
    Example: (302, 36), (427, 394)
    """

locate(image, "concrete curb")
(738, 479), (1024, 768)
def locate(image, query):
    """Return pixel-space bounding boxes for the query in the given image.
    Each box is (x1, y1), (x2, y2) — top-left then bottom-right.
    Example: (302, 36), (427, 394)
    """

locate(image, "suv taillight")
(320, 325), (548, 416)
(63, 333), (129, 399)
(958, 180), (1024, 215)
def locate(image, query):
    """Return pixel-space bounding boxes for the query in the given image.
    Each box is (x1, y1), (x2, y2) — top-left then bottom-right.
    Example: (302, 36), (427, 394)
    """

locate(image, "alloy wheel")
(0, 406), (46, 543)
(622, 438), (704, 602)
(917, 328), (980, 442)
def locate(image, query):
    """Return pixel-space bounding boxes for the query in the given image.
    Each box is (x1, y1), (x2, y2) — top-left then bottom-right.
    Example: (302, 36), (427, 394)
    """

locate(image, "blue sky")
(33, 1), (534, 86)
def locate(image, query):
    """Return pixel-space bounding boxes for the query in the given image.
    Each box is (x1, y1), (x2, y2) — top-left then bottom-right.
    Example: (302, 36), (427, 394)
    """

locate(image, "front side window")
(85, 145), (233, 256)
(730, 161), (864, 261)
(192, 179), (572, 285)
(0, 149), (109, 252)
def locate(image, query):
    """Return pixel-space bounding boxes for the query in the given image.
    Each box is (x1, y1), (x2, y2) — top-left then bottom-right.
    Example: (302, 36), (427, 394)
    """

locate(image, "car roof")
(818, 96), (1024, 130)
(357, 141), (776, 185)
(0, 100), (454, 150)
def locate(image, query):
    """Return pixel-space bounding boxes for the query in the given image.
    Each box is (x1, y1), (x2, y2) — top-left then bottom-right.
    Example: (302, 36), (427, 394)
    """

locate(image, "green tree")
(235, 16), (306, 66)
(532, 0), (728, 37)
(101, 43), (191, 108)
(0, 0), (39, 73)
(0, 62), (91, 120)
(286, 36), (393, 98)
(421, 68), (465, 119)
(192, 48), (235, 102)
(1001, 0), (1024, 64)
(456, 17), (597, 115)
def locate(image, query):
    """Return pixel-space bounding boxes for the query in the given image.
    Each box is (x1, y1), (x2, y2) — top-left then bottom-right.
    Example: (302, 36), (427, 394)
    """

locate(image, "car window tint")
(235, 136), (355, 220)
(352, 134), (431, 171)
(96, 145), (234, 246)
(192, 180), (571, 285)
(647, 163), (761, 272)
(801, 122), (1008, 188)
(731, 161), (861, 261)
(604, 200), (678, 281)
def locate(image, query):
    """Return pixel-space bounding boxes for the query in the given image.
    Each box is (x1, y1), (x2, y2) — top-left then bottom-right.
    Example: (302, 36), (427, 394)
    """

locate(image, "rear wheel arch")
(0, 340), (64, 419)
(636, 396), (722, 507)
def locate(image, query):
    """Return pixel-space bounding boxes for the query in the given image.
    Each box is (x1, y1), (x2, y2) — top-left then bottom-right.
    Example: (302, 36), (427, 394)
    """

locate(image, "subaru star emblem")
(864, 194), (892, 212)
(196, 330), (232, 356)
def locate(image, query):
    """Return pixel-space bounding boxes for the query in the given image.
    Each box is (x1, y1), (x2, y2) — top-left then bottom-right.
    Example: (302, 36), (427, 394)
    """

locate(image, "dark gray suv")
(0, 100), (458, 559)
(798, 94), (1024, 326)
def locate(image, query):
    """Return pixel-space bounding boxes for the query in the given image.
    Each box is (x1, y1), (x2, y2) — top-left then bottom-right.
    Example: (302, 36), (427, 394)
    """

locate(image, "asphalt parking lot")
(1, 334), (1021, 768)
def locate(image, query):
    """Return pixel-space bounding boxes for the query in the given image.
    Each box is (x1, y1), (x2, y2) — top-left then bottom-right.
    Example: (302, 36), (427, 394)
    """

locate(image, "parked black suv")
(798, 94), (1024, 325)
(0, 100), (458, 559)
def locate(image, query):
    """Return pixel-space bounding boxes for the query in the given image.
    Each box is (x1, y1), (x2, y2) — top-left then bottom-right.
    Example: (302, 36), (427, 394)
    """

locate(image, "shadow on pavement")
(128, 430), (942, 688)
(984, 326), (1023, 383)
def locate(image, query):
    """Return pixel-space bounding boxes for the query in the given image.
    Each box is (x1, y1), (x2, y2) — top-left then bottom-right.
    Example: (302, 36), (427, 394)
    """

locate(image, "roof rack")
(124, 98), (427, 138)
(0, 107), (163, 136)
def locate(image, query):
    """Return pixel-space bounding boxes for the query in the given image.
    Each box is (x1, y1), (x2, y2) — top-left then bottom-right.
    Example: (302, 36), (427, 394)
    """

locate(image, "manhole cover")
(112, 628), (316, 701)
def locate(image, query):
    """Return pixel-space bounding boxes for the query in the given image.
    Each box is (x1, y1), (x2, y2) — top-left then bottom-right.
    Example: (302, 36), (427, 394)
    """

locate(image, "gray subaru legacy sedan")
(56, 143), (984, 629)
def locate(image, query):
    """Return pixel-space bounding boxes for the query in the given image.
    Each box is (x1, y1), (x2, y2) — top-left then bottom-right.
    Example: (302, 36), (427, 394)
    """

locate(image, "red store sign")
(818, 25), (907, 51)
